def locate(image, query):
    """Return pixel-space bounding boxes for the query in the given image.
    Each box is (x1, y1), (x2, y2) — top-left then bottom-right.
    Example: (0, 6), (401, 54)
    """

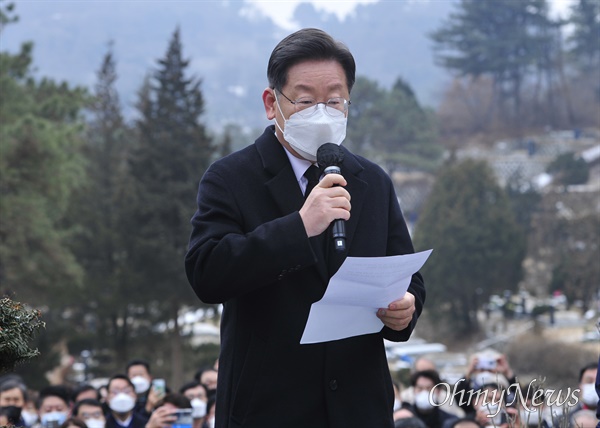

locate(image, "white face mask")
(85, 418), (106, 428)
(41, 411), (68, 427)
(275, 95), (347, 162)
(414, 390), (434, 411)
(393, 399), (402, 412)
(190, 398), (207, 418)
(130, 376), (150, 394)
(581, 382), (597, 406)
(109, 393), (136, 414)
(519, 409), (543, 426)
(21, 410), (39, 426)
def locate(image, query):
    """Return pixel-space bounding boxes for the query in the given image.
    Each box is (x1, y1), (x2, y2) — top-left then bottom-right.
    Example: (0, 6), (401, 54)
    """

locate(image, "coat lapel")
(256, 127), (329, 284)
(255, 128), (369, 283)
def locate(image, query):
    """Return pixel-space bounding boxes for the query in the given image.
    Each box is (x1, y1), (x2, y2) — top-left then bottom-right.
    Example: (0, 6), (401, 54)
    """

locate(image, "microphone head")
(317, 143), (344, 167)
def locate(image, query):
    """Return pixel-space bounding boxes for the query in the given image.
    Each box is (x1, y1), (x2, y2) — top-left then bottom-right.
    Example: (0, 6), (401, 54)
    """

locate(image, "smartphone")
(172, 408), (193, 428)
(152, 378), (166, 397)
(477, 356), (497, 371)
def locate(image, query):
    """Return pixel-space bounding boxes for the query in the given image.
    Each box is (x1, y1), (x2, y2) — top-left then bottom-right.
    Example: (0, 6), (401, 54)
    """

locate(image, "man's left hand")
(377, 292), (415, 331)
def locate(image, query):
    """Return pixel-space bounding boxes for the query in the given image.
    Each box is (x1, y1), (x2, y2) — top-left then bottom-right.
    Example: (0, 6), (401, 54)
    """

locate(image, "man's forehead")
(110, 378), (130, 389)
(42, 396), (68, 408)
(128, 364), (149, 375)
(79, 404), (103, 413)
(0, 387), (24, 397)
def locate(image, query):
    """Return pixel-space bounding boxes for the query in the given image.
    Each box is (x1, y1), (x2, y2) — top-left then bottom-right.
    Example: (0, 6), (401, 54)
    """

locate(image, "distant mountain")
(2, 0), (453, 131)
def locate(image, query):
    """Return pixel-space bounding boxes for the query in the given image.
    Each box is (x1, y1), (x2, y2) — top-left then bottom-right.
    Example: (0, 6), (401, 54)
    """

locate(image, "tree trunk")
(170, 300), (183, 388)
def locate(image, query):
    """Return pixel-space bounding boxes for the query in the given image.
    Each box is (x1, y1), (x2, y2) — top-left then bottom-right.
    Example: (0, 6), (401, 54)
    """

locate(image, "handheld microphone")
(316, 143), (346, 252)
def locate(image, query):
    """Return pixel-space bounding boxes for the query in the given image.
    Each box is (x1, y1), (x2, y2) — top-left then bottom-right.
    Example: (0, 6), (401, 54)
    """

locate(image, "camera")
(172, 408), (193, 428)
(477, 356), (497, 371)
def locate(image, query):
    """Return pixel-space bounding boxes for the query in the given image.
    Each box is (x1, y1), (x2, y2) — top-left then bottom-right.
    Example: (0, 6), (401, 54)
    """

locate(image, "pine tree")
(0, 40), (87, 303)
(130, 27), (214, 385)
(430, 0), (556, 132)
(66, 43), (136, 364)
(567, 0), (600, 73)
(346, 76), (441, 173)
(413, 160), (525, 336)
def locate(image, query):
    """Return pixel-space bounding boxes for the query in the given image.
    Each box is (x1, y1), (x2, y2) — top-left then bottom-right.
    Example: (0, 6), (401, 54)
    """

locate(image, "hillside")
(2, 0), (452, 130)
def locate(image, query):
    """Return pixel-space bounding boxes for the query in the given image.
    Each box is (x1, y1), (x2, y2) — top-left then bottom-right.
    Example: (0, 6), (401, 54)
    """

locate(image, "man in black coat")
(185, 28), (426, 428)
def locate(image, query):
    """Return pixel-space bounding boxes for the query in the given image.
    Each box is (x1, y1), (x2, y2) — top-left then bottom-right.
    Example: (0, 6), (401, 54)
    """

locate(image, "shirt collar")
(282, 144), (314, 186)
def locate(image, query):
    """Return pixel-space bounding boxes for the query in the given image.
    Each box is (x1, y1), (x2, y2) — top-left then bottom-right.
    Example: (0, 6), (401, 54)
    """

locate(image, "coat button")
(329, 379), (338, 391)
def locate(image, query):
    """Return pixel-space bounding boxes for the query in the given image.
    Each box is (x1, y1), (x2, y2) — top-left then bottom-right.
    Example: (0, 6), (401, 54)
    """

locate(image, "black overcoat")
(185, 126), (426, 428)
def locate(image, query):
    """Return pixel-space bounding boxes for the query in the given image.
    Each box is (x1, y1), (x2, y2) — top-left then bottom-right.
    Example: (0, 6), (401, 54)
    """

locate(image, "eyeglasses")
(80, 411), (104, 419)
(108, 388), (134, 396)
(277, 90), (350, 118)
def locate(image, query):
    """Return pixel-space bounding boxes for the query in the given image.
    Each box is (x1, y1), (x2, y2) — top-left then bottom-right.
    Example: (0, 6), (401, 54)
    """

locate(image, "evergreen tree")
(567, 0), (600, 73)
(0, 9), (88, 382)
(66, 43), (137, 365)
(413, 160), (525, 336)
(0, 40), (87, 304)
(130, 27), (214, 385)
(346, 76), (441, 173)
(0, 298), (44, 373)
(430, 0), (555, 132)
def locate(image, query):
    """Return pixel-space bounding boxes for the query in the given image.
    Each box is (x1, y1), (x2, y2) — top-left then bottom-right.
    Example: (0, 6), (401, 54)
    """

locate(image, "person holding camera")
(144, 393), (195, 428)
(453, 351), (516, 417)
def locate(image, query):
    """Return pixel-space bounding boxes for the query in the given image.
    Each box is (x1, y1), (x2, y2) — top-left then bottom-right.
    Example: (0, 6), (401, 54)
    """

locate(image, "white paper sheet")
(300, 249), (432, 344)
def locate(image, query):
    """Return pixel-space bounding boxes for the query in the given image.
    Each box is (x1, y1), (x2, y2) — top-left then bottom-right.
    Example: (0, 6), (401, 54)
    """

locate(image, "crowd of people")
(0, 352), (597, 428)
(0, 359), (219, 428)
(391, 352), (599, 428)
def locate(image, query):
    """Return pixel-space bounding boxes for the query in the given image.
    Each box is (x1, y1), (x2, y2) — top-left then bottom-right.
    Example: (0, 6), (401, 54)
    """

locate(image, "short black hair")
(126, 359), (151, 374)
(394, 416), (427, 428)
(72, 398), (103, 417)
(179, 380), (203, 394)
(154, 393), (191, 411)
(578, 362), (597, 383)
(410, 369), (442, 388)
(72, 384), (100, 402)
(37, 385), (72, 410)
(59, 416), (87, 428)
(448, 418), (481, 428)
(194, 366), (216, 383)
(107, 374), (135, 392)
(267, 28), (356, 94)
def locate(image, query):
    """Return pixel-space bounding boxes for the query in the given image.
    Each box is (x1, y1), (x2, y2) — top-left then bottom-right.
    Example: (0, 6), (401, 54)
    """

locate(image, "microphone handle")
(323, 165), (346, 252)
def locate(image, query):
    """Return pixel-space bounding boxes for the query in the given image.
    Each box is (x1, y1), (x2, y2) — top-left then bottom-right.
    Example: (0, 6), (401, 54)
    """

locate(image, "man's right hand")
(299, 173), (351, 237)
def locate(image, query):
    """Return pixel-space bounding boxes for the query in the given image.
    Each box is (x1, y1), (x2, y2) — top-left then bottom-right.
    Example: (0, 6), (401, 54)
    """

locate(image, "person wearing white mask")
(32, 385), (72, 428)
(179, 381), (208, 427)
(185, 27), (426, 428)
(72, 398), (106, 428)
(403, 370), (458, 428)
(144, 393), (195, 428)
(453, 351), (516, 418)
(556, 362), (599, 426)
(126, 360), (163, 419)
(516, 386), (551, 428)
(105, 375), (148, 428)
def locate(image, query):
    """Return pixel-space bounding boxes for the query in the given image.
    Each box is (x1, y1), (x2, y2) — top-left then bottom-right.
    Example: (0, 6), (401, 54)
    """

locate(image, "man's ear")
(262, 88), (277, 120)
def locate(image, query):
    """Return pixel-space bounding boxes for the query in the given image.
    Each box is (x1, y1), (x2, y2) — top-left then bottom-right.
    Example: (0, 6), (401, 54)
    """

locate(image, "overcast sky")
(248, 0), (576, 30)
